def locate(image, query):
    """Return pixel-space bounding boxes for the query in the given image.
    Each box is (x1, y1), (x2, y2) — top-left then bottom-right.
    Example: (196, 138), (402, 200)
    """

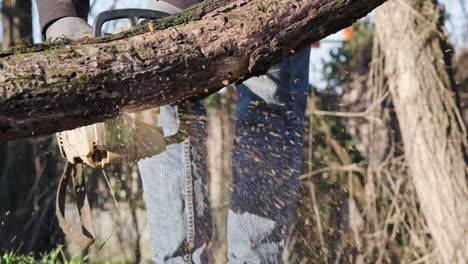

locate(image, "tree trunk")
(375, 1), (468, 263)
(1, 0), (32, 50)
(0, 0), (387, 141)
(207, 87), (236, 263)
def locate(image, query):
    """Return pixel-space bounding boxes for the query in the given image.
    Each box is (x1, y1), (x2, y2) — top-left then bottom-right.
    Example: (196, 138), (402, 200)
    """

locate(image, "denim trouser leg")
(138, 103), (212, 264)
(228, 48), (311, 264)
(138, 47), (310, 264)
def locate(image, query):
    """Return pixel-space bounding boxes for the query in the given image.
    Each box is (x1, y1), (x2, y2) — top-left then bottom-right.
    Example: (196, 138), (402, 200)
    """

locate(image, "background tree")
(1, 0), (31, 50)
(375, 0), (468, 262)
(0, 0), (62, 254)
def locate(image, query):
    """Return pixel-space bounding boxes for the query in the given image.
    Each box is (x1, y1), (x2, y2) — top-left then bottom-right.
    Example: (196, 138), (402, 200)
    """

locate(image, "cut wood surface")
(0, 0), (386, 141)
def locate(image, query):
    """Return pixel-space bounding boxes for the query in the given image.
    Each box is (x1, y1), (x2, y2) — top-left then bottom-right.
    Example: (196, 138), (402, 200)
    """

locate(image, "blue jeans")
(138, 48), (310, 264)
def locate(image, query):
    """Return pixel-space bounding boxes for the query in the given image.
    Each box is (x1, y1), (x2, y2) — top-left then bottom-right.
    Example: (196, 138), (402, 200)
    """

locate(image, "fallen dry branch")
(0, 0), (386, 141)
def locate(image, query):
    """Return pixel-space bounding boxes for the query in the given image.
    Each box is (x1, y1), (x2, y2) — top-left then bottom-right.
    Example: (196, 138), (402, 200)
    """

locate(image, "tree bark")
(375, 1), (468, 263)
(0, 0), (386, 141)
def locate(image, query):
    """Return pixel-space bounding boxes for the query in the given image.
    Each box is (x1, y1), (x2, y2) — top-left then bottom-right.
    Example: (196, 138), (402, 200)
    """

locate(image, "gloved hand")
(45, 17), (93, 40)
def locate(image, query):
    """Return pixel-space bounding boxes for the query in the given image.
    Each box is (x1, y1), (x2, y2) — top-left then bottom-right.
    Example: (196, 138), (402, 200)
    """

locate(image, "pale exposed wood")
(0, 0), (386, 141)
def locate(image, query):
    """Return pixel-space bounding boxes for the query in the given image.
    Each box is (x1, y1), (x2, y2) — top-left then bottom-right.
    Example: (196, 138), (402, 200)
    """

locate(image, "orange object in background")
(310, 26), (352, 48)
(343, 26), (353, 41)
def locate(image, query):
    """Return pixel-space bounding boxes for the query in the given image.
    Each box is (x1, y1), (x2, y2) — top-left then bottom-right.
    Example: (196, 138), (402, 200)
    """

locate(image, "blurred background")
(0, 0), (467, 263)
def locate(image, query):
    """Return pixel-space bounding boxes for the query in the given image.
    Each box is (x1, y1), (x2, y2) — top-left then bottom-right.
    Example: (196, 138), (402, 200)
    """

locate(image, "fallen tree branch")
(0, 0), (386, 141)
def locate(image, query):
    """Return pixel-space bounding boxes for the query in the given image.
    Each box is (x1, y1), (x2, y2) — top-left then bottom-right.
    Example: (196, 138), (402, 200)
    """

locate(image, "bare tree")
(206, 86), (236, 263)
(375, 0), (468, 262)
(1, 0), (32, 50)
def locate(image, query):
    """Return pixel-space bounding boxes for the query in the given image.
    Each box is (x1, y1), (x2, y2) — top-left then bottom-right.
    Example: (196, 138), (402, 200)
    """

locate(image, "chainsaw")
(56, 9), (170, 249)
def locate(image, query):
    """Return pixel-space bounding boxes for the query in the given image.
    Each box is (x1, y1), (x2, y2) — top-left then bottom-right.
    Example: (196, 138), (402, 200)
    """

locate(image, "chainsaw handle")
(93, 8), (169, 37)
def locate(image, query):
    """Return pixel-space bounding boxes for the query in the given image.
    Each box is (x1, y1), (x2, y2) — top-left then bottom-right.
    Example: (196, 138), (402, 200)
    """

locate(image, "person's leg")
(228, 48), (311, 264)
(138, 102), (212, 264)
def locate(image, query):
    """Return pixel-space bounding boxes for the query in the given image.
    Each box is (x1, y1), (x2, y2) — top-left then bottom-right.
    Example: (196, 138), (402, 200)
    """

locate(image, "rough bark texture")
(0, 0), (386, 141)
(376, 1), (468, 263)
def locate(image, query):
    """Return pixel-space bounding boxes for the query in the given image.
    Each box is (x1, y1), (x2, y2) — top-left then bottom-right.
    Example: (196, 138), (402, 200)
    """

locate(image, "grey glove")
(147, 0), (182, 15)
(45, 17), (93, 40)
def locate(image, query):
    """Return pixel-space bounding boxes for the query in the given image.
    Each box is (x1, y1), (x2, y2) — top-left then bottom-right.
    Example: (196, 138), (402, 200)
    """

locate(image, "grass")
(0, 247), (128, 264)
